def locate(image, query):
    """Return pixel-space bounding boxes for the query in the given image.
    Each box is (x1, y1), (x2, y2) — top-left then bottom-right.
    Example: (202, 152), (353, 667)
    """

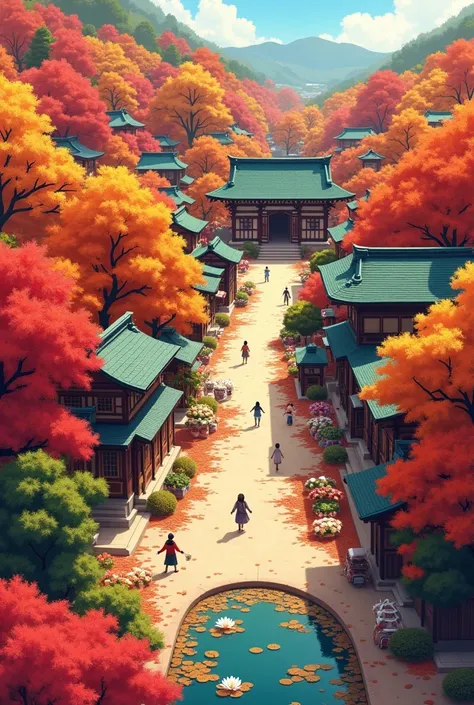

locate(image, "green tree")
(24, 26), (54, 69)
(283, 301), (322, 337)
(309, 248), (338, 273)
(133, 20), (158, 52)
(82, 23), (97, 37)
(74, 584), (164, 650)
(162, 43), (181, 66)
(0, 451), (108, 601)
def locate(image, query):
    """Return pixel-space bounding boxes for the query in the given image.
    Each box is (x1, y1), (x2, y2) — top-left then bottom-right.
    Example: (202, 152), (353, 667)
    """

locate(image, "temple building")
(191, 263), (226, 340)
(53, 136), (104, 175)
(136, 151), (188, 185)
(232, 123), (253, 137)
(328, 190), (370, 257)
(192, 236), (242, 307)
(106, 109), (145, 135)
(357, 149), (385, 171)
(333, 127), (375, 151)
(171, 205), (208, 253)
(154, 134), (180, 152)
(159, 185), (195, 207)
(207, 157), (354, 244)
(156, 327), (203, 408)
(424, 110), (453, 127)
(205, 131), (234, 145)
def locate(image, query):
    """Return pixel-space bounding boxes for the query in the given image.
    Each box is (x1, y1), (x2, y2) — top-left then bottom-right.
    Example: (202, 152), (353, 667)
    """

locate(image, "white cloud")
(321, 0), (474, 52)
(150, 0), (281, 47)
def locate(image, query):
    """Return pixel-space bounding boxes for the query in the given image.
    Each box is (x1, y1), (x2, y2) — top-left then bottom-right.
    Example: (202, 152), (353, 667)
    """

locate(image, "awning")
(216, 290), (226, 299)
(350, 393), (363, 409)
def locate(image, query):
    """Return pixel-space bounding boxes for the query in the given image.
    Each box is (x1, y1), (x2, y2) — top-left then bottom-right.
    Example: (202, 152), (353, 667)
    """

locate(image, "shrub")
(173, 456), (197, 478)
(323, 445), (348, 464)
(147, 490), (177, 516)
(202, 336), (218, 350)
(309, 248), (338, 273)
(312, 499), (340, 516)
(242, 241), (259, 259)
(236, 290), (249, 301)
(306, 384), (328, 400)
(283, 301), (322, 337)
(443, 668), (474, 701)
(389, 628), (434, 662)
(244, 280), (255, 289)
(318, 425), (344, 441)
(288, 364), (298, 377)
(198, 395), (219, 413)
(164, 472), (190, 490)
(215, 313), (230, 327)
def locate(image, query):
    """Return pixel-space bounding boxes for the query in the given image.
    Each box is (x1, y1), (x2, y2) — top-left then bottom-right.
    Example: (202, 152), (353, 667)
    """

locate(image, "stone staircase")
(258, 242), (301, 262)
(92, 497), (137, 529)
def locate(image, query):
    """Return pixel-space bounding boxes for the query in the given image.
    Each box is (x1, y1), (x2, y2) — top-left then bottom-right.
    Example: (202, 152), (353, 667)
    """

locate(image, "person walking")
(231, 493), (252, 531)
(241, 340), (250, 364)
(264, 266), (270, 283)
(250, 401), (265, 427)
(282, 287), (291, 306)
(157, 533), (184, 574)
(271, 443), (284, 472)
(284, 403), (296, 426)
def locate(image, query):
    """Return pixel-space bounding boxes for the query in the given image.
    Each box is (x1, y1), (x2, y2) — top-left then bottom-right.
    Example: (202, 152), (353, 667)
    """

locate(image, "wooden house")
(53, 136), (104, 175)
(154, 134), (180, 152)
(320, 246), (474, 465)
(191, 263), (225, 340)
(157, 327), (204, 407)
(357, 149), (385, 171)
(192, 236), (242, 307)
(171, 205), (208, 254)
(295, 343), (328, 395)
(424, 110), (453, 127)
(59, 312), (183, 513)
(106, 109), (145, 135)
(327, 191), (370, 258)
(206, 157), (354, 244)
(333, 127), (375, 152)
(136, 151), (188, 186)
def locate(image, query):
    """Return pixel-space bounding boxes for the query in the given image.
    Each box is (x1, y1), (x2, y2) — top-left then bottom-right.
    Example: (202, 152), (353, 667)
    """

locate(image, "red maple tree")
(349, 70), (406, 133)
(50, 28), (96, 77)
(34, 2), (83, 32)
(157, 30), (190, 56)
(0, 0), (41, 71)
(149, 60), (179, 89)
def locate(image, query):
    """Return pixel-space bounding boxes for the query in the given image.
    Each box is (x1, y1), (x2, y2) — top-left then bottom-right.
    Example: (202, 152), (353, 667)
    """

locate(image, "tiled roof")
(334, 127), (376, 140)
(231, 123), (253, 137)
(206, 157), (354, 202)
(206, 131), (234, 145)
(347, 345), (399, 420)
(157, 326), (203, 365)
(160, 186), (195, 206)
(319, 245), (474, 304)
(53, 136), (104, 160)
(328, 218), (354, 244)
(424, 110), (453, 124)
(358, 149), (385, 161)
(93, 384), (182, 446)
(347, 189), (370, 212)
(172, 205), (208, 234)
(193, 264), (225, 294)
(98, 313), (179, 391)
(154, 134), (180, 147)
(107, 109), (144, 129)
(180, 174), (194, 186)
(192, 236), (243, 264)
(136, 152), (187, 171)
(323, 321), (357, 360)
(295, 344), (328, 366)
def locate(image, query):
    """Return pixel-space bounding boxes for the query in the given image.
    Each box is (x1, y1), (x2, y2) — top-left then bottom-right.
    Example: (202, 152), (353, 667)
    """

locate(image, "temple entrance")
(269, 211), (291, 241)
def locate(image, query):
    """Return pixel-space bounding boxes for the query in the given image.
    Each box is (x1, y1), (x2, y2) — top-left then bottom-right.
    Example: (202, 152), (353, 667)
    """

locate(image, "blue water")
(168, 588), (367, 704)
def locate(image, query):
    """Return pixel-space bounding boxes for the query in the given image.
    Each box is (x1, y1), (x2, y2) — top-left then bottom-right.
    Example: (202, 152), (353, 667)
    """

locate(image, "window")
(382, 318), (398, 333)
(102, 451), (119, 478)
(401, 317), (414, 333)
(62, 395), (82, 407)
(97, 397), (114, 413)
(363, 317), (381, 333)
(302, 216), (324, 241)
(238, 217), (254, 240)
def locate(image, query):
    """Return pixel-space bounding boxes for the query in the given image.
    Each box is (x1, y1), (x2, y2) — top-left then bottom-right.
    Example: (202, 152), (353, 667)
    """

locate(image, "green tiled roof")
(347, 189), (370, 212)
(295, 344), (328, 366)
(98, 313), (179, 391)
(232, 123), (253, 137)
(323, 321), (357, 360)
(160, 186), (195, 206)
(358, 149), (385, 161)
(53, 136), (104, 160)
(157, 326), (203, 365)
(319, 245), (474, 304)
(347, 345), (399, 420)
(206, 157), (354, 202)
(206, 131), (234, 145)
(180, 174), (194, 186)
(136, 152), (187, 172)
(192, 236), (243, 264)
(328, 218), (354, 244)
(193, 263), (224, 294)
(172, 205), (208, 234)
(107, 109), (144, 129)
(345, 462), (404, 520)
(424, 110), (453, 124)
(94, 384), (182, 447)
(334, 127), (376, 140)
(154, 134), (180, 147)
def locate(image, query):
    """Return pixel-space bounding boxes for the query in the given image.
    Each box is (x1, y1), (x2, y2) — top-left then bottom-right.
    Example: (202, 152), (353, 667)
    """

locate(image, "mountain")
(222, 37), (389, 86)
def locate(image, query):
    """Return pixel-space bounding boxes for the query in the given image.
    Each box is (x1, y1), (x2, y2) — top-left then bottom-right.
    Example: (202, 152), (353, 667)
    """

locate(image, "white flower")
(218, 676), (242, 691)
(215, 616), (236, 630)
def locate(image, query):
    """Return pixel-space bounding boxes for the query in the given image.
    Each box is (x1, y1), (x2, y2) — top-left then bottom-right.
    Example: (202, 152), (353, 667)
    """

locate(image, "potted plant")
(313, 517), (342, 537)
(312, 499), (340, 518)
(317, 425), (344, 447)
(198, 346), (213, 365)
(164, 471), (190, 499)
(235, 291), (249, 307)
(308, 486), (344, 503)
(304, 475), (337, 491)
(309, 401), (332, 417)
(185, 403), (215, 437)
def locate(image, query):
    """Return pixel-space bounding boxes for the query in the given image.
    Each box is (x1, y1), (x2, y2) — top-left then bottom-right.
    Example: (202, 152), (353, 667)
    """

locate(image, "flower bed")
(97, 552), (114, 569)
(309, 401), (332, 417)
(308, 486), (344, 503)
(304, 475), (337, 491)
(313, 517), (342, 537)
(100, 566), (153, 589)
(238, 258), (250, 274)
(307, 415), (332, 437)
(312, 499), (340, 518)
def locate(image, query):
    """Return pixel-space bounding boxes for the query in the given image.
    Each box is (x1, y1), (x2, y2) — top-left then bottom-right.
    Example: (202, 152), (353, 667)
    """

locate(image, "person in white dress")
(271, 443), (283, 472)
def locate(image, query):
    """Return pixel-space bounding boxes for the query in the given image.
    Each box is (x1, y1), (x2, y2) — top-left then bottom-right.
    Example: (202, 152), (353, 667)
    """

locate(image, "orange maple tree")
(437, 39), (474, 104)
(273, 110), (306, 155)
(183, 135), (233, 181)
(188, 173), (229, 226)
(98, 71), (138, 111)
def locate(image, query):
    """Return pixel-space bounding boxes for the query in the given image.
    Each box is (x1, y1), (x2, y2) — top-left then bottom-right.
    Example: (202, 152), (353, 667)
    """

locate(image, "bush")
(147, 490), (177, 516)
(288, 364), (298, 377)
(306, 384), (328, 400)
(309, 248), (338, 273)
(198, 395), (219, 413)
(200, 346), (214, 358)
(215, 313), (230, 327)
(235, 290), (249, 301)
(242, 241), (259, 259)
(173, 456), (197, 479)
(318, 425), (344, 441)
(312, 499), (340, 516)
(164, 471), (190, 490)
(323, 445), (348, 464)
(283, 301), (322, 337)
(443, 668), (474, 701)
(389, 628), (434, 662)
(202, 335), (218, 350)
(244, 280), (255, 289)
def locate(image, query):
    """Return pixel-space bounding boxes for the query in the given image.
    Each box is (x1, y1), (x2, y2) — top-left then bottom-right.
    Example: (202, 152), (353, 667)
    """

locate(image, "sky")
(150, 0), (474, 51)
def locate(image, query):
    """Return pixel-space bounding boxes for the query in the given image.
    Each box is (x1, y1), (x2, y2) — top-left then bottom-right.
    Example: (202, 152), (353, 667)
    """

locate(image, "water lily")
(215, 616), (236, 630)
(218, 676), (242, 691)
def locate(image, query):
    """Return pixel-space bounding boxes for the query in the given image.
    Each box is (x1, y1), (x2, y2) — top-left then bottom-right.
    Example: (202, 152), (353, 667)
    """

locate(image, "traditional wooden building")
(180, 173), (195, 190)
(191, 263), (225, 340)
(232, 123), (253, 137)
(154, 134), (180, 152)
(192, 236), (241, 307)
(171, 205), (208, 253)
(357, 149), (385, 171)
(59, 312), (183, 508)
(207, 157), (354, 244)
(157, 327), (203, 407)
(106, 109), (145, 135)
(320, 246), (474, 465)
(53, 136), (104, 175)
(424, 110), (453, 127)
(160, 186), (195, 207)
(136, 151), (188, 185)
(205, 131), (234, 145)
(333, 127), (375, 152)
(295, 343), (328, 395)
(327, 190), (370, 258)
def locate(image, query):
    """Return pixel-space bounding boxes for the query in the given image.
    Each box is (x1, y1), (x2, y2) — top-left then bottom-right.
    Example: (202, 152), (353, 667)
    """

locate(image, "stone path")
(126, 262), (449, 705)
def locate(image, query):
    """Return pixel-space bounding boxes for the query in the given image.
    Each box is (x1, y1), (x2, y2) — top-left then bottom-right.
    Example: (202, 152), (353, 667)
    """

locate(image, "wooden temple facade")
(207, 157), (354, 244)
(192, 236), (242, 307)
(191, 263), (225, 340)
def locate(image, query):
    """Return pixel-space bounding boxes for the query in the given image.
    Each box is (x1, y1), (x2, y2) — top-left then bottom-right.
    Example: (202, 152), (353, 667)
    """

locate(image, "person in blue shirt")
(264, 266), (270, 283)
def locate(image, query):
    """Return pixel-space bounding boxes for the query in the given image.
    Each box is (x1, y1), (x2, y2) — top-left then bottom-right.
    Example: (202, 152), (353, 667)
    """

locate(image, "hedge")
(389, 628), (433, 662)
(147, 490), (177, 516)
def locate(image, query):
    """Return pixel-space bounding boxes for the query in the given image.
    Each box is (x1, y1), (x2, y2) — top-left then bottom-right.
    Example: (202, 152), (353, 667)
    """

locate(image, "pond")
(168, 587), (368, 704)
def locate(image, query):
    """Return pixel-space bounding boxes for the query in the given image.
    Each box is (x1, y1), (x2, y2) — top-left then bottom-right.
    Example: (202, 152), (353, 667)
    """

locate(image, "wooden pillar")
(230, 203), (237, 242)
(257, 204), (263, 244)
(296, 203), (302, 243)
(323, 204), (329, 240)
(291, 210), (298, 243)
(262, 208), (269, 243)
